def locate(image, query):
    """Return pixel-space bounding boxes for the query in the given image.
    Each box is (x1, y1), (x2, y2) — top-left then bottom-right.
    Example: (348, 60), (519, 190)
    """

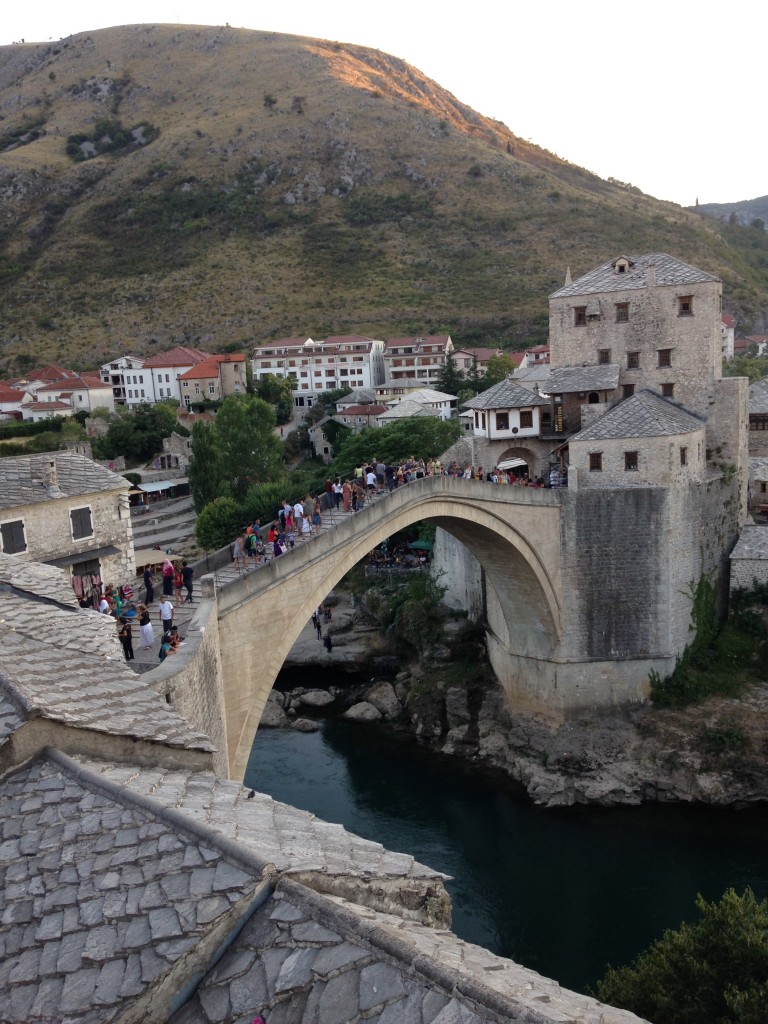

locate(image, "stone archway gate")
(214, 477), (564, 779)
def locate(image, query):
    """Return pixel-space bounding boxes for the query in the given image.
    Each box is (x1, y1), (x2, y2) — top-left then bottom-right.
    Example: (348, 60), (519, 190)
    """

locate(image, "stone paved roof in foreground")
(464, 378), (549, 410)
(76, 759), (447, 881)
(569, 389), (704, 443)
(0, 450), (129, 510)
(550, 253), (719, 298)
(170, 878), (643, 1024)
(0, 750), (270, 1024)
(546, 364), (620, 393)
(0, 576), (213, 752)
(0, 552), (78, 608)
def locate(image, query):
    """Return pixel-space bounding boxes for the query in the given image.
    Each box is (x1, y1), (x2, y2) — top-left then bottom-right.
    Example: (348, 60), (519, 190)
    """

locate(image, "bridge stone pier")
(212, 476), (686, 781)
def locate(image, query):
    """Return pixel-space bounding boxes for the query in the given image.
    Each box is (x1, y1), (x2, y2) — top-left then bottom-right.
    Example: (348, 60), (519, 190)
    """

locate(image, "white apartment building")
(100, 347), (210, 407)
(252, 336), (386, 410)
(383, 335), (453, 387)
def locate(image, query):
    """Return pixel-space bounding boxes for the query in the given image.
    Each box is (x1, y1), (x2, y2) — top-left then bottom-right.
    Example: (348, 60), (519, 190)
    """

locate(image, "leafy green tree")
(188, 420), (225, 512)
(195, 497), (244, 551)
(92, 402), (178, 464)
(213, 394), (283, 502)
(481, 353), (517, 389)
(331, 417), (460, 480)
(594, 888), (768, 1024)
(435, 352), (464, 395)
(256, 373), (294, 424)
(723, 355), (768, 383)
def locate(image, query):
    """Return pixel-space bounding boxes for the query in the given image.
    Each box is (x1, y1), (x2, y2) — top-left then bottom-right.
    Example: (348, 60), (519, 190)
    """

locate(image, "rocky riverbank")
(265, 592), (768, 808)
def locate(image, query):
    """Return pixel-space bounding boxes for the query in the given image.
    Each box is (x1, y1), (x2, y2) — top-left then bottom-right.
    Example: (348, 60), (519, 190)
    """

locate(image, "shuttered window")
(0, 519), (27, 554)
(70, 506), (93, 540)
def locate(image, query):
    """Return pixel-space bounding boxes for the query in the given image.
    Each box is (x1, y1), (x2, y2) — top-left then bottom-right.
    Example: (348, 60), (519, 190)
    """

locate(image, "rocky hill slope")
(1, 24), (767, 370)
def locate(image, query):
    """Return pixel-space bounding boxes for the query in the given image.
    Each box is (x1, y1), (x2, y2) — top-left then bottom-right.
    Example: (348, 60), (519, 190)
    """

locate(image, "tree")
(481, 353), (517, 389)
(188, 420), (225, 512)
(256, 374), (294, 424)
(213, 394), (283, 502)
(435, 352), (464, 396)
(594, 888), (768, 1024)
(92, 402), (178, 464)
(195, 497), (243, 551)
(331, 417), (460, 480)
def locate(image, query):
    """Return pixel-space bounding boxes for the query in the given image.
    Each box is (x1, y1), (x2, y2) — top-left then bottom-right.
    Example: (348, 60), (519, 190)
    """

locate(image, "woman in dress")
(342, 479), (351, 512)
(138, 604), (154, 649)
(161, 558), (175, 595)
(312, 498), (322, 535)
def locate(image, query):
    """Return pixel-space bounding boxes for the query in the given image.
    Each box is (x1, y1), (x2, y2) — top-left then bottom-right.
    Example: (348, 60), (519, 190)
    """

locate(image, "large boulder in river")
(343, 702), (382, 722)
(260, 691), (288, 728)
(364, 682), (402, 719)
(292, 718), (320, 732)
(296, 689), (335, 708)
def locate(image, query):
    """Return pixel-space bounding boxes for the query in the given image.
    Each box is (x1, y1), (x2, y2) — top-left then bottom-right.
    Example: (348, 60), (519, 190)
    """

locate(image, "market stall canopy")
(408, 540), (434, 551)
(497, 457), (527, 470)
(136, 477), (189, 494)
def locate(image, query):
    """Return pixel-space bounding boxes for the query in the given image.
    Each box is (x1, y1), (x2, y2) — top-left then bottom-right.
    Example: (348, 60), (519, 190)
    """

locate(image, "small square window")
(598, 349), (611, 365)
(623, 384), (635, 399)
(678, 295), (693, 317)
(627, 351), (640, 369)
(0, 519), (27, 554)
(625, 451), (639, 472)
(658, 349), (672, 368)
(520, 410), (533, 428)
(574, 306), (587, 326)
(680, 447), (688, 466)
(616, 303), (630, 323)
(589, 452), (602, 472)
(496, 412), (509, 431)
(662, 383), (674, 398)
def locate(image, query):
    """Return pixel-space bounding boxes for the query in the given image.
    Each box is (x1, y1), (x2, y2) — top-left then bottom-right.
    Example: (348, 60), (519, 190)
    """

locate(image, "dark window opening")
(627, 351), (640, 369)
(0, 519), (26, 554)
(598, 349), (611, 365)
(520, 410), (533, 428)
(616, 303), (630, 323)
(589, 452), (602, 472)
(574, 307), (587, 326)
(658, 349), (672, 368)
(662, 383), (674, 398)
(623, 384), (635, 399)
(680, 447), (688, 466)
(625, 451), (639, 472)
(495, 412), (509, 430)
(70, 506), (93, 540)
(678, 295), (693, 317)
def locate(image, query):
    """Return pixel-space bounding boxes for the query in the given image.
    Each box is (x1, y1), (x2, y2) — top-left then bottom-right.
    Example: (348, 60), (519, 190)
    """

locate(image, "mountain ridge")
(0, 24), (766, 371)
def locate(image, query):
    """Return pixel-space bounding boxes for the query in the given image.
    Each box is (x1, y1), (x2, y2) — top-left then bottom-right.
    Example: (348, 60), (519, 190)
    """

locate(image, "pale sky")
(2, 1), (764, 208)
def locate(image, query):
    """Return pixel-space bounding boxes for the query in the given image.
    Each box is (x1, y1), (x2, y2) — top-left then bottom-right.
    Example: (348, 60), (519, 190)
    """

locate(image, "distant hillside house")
(252, 336), (385, 411)
(334, 404), (388, 432)
(0, 384), (27, 421)
(377, 388), (458, 424)
(99, 355), (149, 407)
(0, 451), (135, 593)
(721, 314), (736, 360)
(20, 398), (76, 423)
(384, 335), (453, 388)
(30, 373), (115, 415)
(179, 354), (247, 407)
(452, 347), (504, 376)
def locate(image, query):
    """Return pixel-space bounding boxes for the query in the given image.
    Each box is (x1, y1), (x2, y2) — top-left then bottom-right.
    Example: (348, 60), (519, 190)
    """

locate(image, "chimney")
(564, 266), (572, 286)
(43, 459), (64, 498)
(646, 264), (656, 290)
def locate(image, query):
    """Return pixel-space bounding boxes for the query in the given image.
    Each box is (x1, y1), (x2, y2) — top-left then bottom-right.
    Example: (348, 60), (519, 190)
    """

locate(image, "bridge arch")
(215, 478), (562, 778)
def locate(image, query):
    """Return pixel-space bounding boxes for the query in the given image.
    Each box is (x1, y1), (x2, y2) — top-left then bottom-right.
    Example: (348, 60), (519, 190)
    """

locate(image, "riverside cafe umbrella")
(408, 539), (434, 551)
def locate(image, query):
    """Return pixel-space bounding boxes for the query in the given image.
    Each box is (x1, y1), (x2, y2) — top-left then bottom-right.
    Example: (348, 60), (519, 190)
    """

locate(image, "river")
(245, 715), (768, 995)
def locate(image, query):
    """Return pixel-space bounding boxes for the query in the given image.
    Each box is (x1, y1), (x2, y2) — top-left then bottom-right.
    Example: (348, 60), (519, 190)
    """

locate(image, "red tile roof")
(338, 405), (387, 416)
(722, 314), (736, 328)
(143, 346), (211, 368)
(178, 354), (246, 379)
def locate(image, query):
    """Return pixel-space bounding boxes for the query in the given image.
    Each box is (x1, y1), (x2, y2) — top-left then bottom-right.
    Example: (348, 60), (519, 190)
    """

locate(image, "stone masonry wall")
(4, 488), (134, 584)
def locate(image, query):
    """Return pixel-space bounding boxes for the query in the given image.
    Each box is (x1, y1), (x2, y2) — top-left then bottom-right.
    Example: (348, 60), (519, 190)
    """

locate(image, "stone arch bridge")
(212, 476), (675, 780)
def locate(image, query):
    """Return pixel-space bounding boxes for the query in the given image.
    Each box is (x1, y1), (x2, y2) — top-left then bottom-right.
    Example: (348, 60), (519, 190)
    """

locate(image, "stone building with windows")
(0, 451), (135, 591)
(179, 353), (248, 407)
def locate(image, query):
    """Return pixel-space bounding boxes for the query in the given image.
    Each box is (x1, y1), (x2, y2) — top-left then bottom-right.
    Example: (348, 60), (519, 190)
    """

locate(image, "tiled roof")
(23, 400), (73, 411)
(81, 760), (446, 882)
(386, 335), (451, 346)
(722, 314), (736, 328)
(179, 354), (245, 380)
(546, 364), (620, 393)
(0, 750), (267, 1022)
(0, 551), (78, 608)
(464, 378), (549, 410)
(749, 378), (768, 415)
(336, 387), (376, 406)
(731, 523), (768, 561)
(550, 253), (719, 298)
(0, 451), (129, 510)
(0, 385), (25, 402)
(26, 364), (79, 382)
(142, 346), (210, 368)
(339, 405), (387, 416)
(452, 347), (503, 362)
(570, 389), (704, 442)
(399, 388), (456, 404)
(377, 400), (435, 419)
(254, 337), (313, 351)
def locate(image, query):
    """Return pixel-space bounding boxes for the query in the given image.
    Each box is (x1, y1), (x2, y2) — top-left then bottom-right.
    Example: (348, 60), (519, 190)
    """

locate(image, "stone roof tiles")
(76, 759), (447, 882)
(550, 253), (720, 298)
(570, 389), (704, 443)
(0, 451), (129, 511)
(546, 364), (620, 393)
(731, 524), (768, 562)
(0, 750), (271, 1023)
(172, 878), (641, 1024)
(0, 552), (79, 607)
(749, 378), (768, 415)
(464, 378), (549, 410)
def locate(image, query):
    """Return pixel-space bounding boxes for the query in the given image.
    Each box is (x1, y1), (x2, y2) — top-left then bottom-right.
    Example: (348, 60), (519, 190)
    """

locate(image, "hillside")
(1, 24), (767, 371)
(695, 195), (768, 228)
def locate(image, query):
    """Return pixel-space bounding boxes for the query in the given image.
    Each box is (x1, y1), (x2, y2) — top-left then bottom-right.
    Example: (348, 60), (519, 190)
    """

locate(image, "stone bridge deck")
(211, 477), (564, 779)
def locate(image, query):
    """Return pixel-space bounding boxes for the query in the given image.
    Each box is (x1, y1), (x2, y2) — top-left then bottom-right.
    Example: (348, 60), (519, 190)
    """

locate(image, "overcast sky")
(2, 0), (764, 209)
